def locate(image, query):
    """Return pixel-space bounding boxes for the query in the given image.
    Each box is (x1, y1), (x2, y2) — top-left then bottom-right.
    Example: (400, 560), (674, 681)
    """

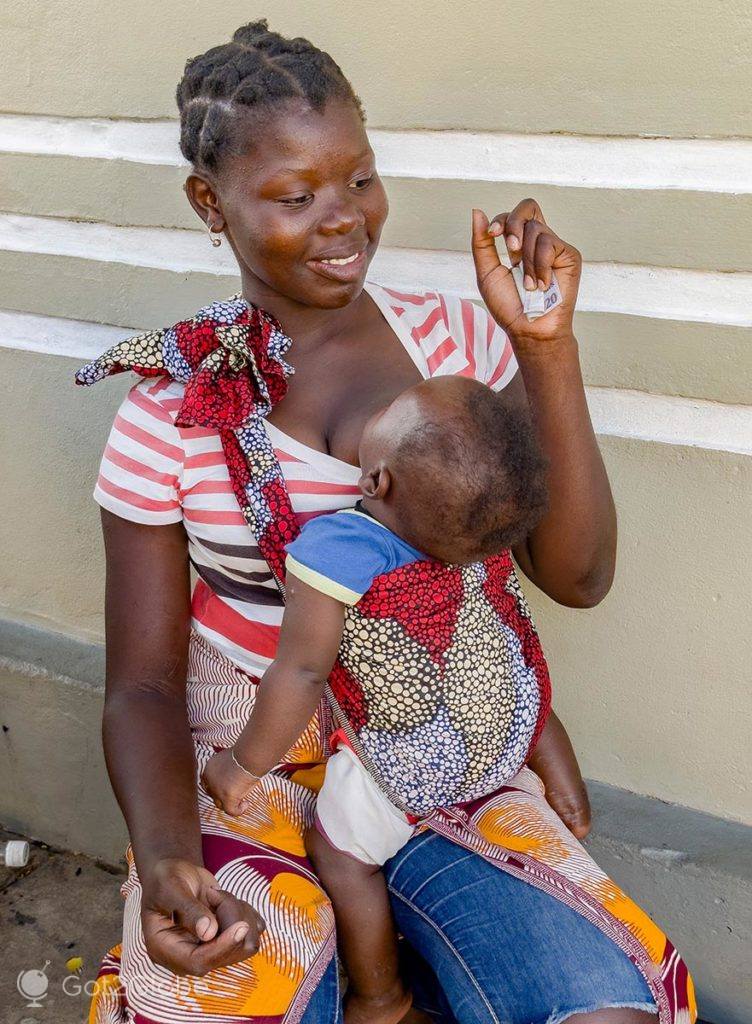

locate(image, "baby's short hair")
(392, 381), (548, 563)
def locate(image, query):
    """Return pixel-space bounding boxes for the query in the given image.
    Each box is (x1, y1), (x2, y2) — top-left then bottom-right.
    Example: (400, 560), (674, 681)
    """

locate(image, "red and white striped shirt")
(95, 282), (518, 676)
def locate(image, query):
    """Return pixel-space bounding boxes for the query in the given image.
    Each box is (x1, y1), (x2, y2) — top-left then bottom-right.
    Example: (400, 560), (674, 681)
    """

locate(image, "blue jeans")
(301, 832), (656, 1024)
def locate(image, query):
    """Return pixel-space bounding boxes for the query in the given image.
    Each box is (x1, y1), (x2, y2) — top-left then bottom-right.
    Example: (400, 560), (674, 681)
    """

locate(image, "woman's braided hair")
(176, 19), (363, 174)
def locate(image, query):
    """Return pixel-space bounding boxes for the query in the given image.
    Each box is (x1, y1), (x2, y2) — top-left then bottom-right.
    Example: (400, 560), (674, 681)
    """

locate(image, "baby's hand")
(201, 749), (259, 816)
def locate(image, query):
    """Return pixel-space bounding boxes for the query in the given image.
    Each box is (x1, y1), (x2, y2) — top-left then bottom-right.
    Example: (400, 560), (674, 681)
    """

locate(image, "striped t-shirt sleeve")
(470, 300), (519, 392)
(94, 379), (184, 525)
(435, 293), (518, 392)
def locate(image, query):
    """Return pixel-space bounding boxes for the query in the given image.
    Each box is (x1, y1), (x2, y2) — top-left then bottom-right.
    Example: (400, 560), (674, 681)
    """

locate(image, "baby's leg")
(306, 827), (412, 1024)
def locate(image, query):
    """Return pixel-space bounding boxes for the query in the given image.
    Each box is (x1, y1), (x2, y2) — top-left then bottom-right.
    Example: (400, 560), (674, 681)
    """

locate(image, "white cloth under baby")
(315, 745), (415, 865)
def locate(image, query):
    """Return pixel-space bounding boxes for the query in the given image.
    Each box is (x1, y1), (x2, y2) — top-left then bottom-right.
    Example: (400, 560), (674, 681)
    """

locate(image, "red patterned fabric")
(327, 552), (551, 815)
(77, 295), (295, 584)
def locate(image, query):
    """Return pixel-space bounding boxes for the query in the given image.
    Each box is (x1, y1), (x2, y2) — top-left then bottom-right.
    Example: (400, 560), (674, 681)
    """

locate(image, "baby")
(203, 376), (590, 1024)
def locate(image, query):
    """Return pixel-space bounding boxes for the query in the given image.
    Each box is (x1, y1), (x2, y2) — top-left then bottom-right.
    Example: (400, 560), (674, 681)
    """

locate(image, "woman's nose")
(318, 190), (366, 236)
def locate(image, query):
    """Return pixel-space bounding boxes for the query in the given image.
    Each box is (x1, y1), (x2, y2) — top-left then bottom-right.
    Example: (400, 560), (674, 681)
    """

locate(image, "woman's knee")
(386, 835), (659, 1024)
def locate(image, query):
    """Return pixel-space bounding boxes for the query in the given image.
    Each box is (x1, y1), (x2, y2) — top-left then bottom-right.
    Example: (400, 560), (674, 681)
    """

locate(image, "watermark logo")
(17, 959), (227, 1010)
(16, 960), (51, 1008)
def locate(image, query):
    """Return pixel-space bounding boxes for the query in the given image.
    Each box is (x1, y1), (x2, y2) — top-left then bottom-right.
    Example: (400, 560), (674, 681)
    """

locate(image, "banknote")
(509, 264), (563, 321)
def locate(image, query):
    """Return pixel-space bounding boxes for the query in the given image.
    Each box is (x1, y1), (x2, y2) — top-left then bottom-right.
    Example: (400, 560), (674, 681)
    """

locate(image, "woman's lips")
(306, 250), (367, 283)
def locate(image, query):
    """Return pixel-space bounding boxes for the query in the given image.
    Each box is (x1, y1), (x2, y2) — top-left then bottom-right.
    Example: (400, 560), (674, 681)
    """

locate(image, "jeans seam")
(297, 948), (341, 1024)
(403, 851), (478, 905)
(388, 886), (501, 1024)
(332, 956), (342, 1024)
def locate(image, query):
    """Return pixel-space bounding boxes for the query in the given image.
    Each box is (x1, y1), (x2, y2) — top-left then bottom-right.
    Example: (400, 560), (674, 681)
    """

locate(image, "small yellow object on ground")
(66, 956), (84, 973)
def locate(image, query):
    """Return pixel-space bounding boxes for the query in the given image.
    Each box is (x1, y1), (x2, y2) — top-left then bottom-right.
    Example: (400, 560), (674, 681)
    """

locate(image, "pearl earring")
(207, 223), (222, 247)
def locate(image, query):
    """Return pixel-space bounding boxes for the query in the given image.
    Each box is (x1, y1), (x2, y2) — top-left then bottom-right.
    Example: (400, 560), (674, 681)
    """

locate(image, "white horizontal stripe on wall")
(1, 113), (751, 194)
(2, 213), (751, 327)
(374, 131), (752, 195)
(2, 308), (751, 457)
(0, 115), (184, 167)
(585, 387), (752, 457)
(0, 308), (136, 360)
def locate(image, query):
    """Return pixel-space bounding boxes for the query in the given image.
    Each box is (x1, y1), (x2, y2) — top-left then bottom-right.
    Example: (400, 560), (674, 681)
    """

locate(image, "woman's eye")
(349, 176), (373, 190)
(278, 195), (312, 207)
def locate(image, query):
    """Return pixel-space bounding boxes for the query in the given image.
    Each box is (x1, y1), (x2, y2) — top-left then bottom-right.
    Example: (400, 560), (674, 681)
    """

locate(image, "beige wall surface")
(1, 1), (750, 825)
(3, 0), (751, 135)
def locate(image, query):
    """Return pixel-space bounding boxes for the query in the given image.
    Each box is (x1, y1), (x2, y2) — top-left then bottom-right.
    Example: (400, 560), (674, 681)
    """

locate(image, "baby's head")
(358, 377), (548, 564)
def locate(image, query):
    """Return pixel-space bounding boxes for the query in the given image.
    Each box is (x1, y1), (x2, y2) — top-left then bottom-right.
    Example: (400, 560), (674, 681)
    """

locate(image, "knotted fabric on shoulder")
(76, 295), (298, 585)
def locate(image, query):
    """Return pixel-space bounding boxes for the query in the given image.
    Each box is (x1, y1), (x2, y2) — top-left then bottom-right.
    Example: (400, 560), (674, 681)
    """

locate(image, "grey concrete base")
(1, 616), (750, 1022)
(584, 785), (752, 1024)
(0, 618), (127, 866)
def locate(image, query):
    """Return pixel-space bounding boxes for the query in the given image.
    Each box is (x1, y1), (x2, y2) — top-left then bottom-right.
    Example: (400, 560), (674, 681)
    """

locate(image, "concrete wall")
(1, 0), (750, 830)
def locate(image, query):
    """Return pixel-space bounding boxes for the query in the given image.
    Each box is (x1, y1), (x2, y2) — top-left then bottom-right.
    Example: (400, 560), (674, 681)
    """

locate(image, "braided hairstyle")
(176, 19), (364, 174)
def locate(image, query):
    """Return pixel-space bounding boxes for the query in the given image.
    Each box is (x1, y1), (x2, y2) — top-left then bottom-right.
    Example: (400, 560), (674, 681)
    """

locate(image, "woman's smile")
(306, 248), (367, 282)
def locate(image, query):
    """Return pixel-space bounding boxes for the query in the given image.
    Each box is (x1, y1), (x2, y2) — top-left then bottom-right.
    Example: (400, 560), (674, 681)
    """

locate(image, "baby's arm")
(201, 574), (345, 814)
(528, 711), (592, 839)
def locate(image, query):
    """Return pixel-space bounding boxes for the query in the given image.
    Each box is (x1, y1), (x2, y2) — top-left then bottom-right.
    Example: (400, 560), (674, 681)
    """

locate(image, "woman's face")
(190, 98), (389, 310)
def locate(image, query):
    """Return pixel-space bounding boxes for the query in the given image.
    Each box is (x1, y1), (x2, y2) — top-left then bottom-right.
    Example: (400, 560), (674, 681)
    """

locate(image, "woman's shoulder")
(107, 376), (190, 461)
(369, 281), (494, 344)
(95, 375), (187, 525)
(368, 282), (516, 389)
(121, 376), (186, 430)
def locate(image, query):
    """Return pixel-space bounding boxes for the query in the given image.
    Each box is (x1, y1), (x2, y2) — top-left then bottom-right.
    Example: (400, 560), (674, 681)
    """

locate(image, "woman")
(84, 20), (695, 1024)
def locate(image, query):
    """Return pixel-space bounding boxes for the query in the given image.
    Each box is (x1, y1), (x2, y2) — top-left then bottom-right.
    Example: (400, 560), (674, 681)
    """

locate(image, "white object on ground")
(1, 839), (30, 867)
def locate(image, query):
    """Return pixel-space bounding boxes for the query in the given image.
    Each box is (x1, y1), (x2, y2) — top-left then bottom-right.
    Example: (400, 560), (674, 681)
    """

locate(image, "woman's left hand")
(471, 199), (582, 345)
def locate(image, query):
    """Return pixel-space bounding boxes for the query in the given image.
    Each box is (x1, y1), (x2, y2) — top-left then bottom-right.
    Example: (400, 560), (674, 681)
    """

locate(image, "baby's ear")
(358, 462), (392, 500)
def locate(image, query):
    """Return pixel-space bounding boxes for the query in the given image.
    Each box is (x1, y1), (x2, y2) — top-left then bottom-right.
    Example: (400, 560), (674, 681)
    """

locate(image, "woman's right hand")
(140, 858), (265, 976)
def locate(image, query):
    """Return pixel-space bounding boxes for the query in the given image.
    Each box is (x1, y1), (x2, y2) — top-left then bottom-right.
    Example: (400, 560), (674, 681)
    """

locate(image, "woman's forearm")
(472, 201), (616, 607)
(512, 334), (616, 607)
(100, 514), (200, 879)
(103, 689), (203, 878)
(528, 711), (582, 788)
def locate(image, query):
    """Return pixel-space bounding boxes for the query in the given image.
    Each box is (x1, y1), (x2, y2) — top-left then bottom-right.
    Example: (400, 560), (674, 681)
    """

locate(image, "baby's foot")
(344, 985), (413, 1024)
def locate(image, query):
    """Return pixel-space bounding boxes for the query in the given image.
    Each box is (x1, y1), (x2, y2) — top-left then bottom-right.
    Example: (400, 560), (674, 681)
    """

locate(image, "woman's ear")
(359, 464), (392, 501)
(184, 174), (226, 233)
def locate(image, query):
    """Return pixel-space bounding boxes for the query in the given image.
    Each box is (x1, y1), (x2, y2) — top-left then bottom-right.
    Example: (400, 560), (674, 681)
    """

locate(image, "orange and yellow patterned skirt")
(90, 632), (696, 1024)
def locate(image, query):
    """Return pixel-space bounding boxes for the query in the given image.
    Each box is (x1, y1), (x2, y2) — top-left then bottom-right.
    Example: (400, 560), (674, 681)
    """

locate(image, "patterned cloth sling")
(78, 295), (695, 1024)
(77, 294), (551, 815)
